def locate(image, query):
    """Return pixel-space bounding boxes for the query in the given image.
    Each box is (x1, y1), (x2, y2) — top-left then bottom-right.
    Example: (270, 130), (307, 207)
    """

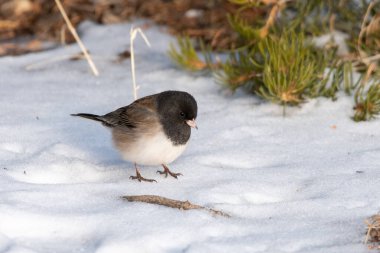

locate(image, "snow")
(1, 21), (379, 253)
(313, 31), (350, 56)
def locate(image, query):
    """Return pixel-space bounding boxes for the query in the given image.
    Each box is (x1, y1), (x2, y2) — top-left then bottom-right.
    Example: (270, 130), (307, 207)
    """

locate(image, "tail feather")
(71, 113), (103, 123)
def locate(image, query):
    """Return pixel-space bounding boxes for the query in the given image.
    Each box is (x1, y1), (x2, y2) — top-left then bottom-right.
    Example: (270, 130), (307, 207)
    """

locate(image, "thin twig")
(122, 195), (230, 217)
(55, 0), (99, 76)
(130, 26), (151, 100)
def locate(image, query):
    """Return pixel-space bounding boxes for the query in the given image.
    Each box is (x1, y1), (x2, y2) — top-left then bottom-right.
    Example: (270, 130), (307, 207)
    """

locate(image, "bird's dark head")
(157, 91), (198, 145)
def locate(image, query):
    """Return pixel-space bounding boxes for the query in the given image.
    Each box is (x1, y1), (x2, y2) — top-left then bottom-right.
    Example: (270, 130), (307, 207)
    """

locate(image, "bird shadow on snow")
(61, 118), (131, 169)
(4, 117), (135, 185)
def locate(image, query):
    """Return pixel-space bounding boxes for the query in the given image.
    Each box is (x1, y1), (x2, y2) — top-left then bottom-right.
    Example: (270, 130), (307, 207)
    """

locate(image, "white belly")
(119, 131), (188, 166)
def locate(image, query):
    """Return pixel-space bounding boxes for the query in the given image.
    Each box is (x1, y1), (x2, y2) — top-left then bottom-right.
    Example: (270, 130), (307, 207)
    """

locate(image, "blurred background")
(1, 0), (380, 121)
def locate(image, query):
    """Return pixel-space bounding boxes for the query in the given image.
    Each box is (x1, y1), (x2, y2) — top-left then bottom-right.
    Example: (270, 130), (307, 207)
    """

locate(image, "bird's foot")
(157, 164), (183, 179)
(130, 167), (157, 183)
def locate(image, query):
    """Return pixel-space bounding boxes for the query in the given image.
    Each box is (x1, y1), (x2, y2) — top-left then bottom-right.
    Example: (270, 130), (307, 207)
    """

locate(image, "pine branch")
(353, 64), (380, 121)
(310, 57), (359, 100)
(228, 14), (261, 41)
(166, 0), (380, 122)
(256, 31), (322, 107)
(216, 49), (263, 90)
(168, 37), (209, 72)
(353, 81), (380, 121)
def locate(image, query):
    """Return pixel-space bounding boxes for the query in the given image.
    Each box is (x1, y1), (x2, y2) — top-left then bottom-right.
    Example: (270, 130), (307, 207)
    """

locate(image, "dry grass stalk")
(361, 53), (380, 65)
(365, 214), (380, 245)
(259, 3), (279, 38)
(129, 26), (151, 101)
(259, 0), (288, 38)
(357, 0), (378, 66)
(54, 0), (99, 76)
(363, 62), (377, 85)
(122, 195), (230, 218)
(329, 14), (336, 34)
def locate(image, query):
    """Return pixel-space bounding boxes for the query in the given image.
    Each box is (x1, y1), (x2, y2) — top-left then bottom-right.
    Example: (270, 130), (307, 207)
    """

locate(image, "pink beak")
(186, 119), (198, 129)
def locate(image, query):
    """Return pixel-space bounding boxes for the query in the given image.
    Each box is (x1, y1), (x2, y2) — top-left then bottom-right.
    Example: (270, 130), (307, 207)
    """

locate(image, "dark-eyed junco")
(71, 90), (198, 182)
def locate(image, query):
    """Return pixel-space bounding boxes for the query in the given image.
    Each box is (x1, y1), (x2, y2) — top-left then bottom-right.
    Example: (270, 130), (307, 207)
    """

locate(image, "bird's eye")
(180, 112), (185, 118)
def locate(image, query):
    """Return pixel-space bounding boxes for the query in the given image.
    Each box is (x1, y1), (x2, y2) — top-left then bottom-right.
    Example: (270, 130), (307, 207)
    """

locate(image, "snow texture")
(1, 21), (378, 253)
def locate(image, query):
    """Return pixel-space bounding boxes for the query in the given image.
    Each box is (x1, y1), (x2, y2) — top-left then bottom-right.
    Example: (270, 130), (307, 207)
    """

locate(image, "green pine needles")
(354, 80), (380, 121)
(257, 32), (321, 107)
(216, 49), (263, 91)
(168, 0), (380, 121)
(168, 37), (208, 72)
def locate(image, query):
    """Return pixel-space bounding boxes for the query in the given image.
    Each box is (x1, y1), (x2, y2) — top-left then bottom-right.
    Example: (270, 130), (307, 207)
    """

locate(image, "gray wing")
(100, 97), (158, 131)
(100, 106), (137, 129)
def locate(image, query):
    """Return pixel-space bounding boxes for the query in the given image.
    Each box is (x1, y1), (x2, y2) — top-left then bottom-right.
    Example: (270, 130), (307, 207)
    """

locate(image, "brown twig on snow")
(122, 195), (230, 218)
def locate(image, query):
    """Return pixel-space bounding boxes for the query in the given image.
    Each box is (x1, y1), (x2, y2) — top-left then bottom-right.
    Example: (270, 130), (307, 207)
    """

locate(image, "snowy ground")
(1, 21), (379, 253)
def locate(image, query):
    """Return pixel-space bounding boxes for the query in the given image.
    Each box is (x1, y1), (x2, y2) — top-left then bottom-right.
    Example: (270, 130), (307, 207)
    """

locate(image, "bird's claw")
(130, 168), (157, 183)
(157, 165), (183, 179)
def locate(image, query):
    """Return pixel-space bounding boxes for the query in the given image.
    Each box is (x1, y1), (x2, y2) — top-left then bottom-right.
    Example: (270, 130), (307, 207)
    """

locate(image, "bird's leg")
(157, 164), (183, 179)
(130, 164), (157, 183)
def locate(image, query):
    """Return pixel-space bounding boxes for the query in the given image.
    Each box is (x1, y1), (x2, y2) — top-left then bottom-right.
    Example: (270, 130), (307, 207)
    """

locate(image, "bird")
(71, 90), (198, 182)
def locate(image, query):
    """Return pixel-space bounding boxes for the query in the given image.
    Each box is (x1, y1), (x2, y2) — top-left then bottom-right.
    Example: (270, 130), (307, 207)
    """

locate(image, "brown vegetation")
(0, 0), (262, 56)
